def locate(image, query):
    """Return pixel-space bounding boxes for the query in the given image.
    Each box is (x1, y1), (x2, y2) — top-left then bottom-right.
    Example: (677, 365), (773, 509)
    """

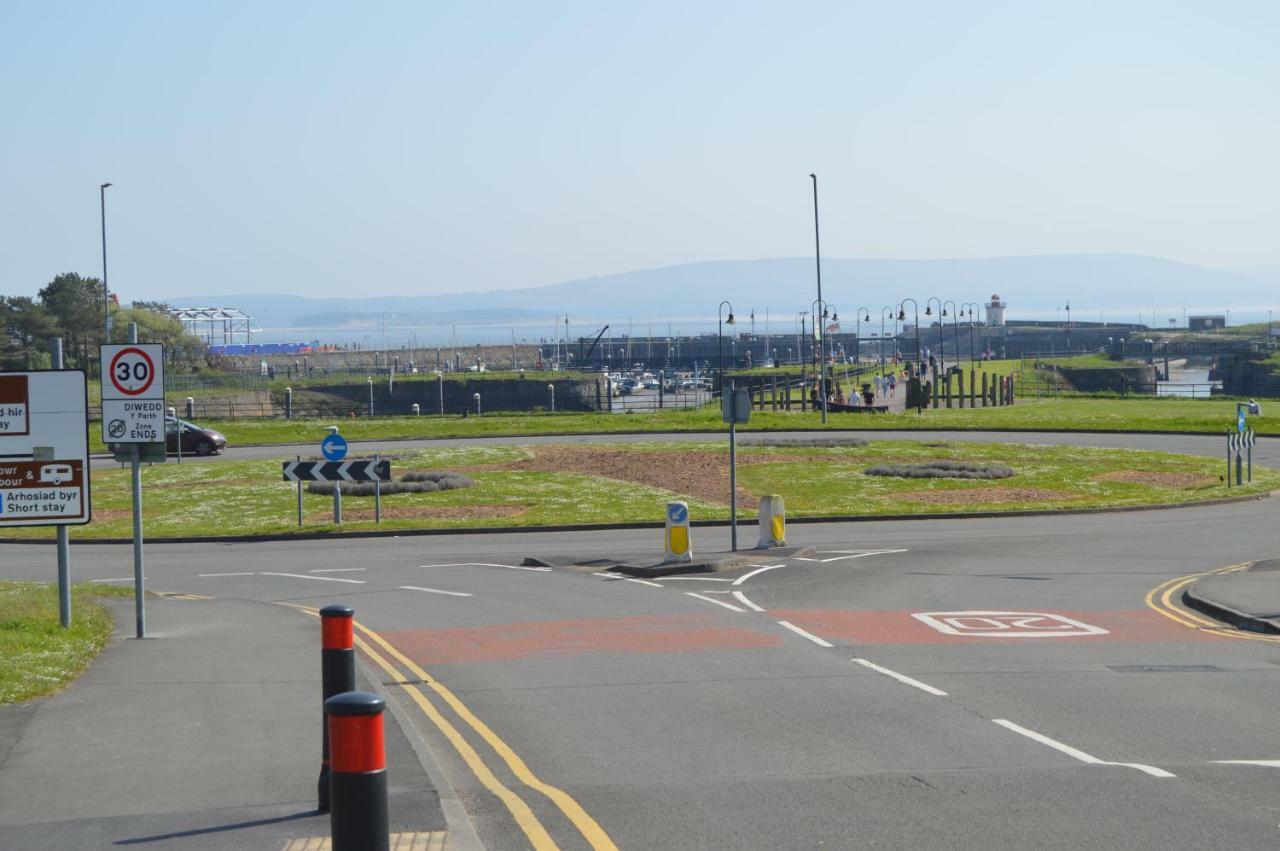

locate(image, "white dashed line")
(992, 719), (1175, 778)
(259, 572), (366, 584)
(852, 658), (948, 696)
(90, 577), (135, 583)
(686, 592), (746, 613)
(1212, 760), (1280, 768)
(400, 586), (473, 597)
(777, 620), (834, 647)
(197, 572), (254, 578)
(731, 591), (765, 612)
(732, 564), (786, 586)
(594, 573), (664, 588)
(310, 568), (367, 573)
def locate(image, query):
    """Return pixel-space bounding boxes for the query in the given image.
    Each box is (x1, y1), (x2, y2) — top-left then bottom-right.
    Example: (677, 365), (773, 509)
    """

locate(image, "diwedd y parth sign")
(0, 370), (91, 527)
(100, 343), (165, 444)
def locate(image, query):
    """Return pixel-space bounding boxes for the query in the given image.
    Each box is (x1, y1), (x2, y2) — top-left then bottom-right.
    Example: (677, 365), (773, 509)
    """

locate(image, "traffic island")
(1183, 559), (1280, 635)
(522, 546), (812, 578)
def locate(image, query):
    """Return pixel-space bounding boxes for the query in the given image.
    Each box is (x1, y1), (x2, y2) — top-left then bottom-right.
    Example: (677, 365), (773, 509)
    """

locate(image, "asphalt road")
(7, 423), (1280, 851)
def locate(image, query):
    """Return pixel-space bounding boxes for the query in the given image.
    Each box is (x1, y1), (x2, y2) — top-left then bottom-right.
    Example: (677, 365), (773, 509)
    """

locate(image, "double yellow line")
(1144, 562), (1280, 643)
(285, 604), (617, 851)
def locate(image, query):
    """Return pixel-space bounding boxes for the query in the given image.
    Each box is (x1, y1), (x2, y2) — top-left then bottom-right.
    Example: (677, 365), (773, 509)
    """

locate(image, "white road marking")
(732, 564), (786, 586)
(658, 576), (733, 582)
(310, 568), (366, 573)
(90, 577), (134, 583)
(732, 591), (765, 612)
(259, 572), (366, 584)
(400, 585), (473, 597)
(197, 572), (254, 577)
(914, 611), (1108, 638)
(992, 719), (1175, 778)
(777, 620), (834, 648)
(794, 548), (908, 563)
(419, 562), (550, 571)
(686, 592), (746, 613)
(852, 658), (948, 696)
(1212, 760), (1280, 768)
(593, 572), (664, 588)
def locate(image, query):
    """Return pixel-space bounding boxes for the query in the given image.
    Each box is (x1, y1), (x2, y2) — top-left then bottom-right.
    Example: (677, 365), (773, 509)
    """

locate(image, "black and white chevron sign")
(1245, 428), (1256, 448)
(282, 459), (390, 482)
(1228, 433), (1241, 453)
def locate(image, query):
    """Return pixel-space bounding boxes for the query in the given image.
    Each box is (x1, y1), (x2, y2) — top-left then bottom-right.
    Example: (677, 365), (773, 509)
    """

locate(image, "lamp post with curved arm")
(925, 297), (944, 379)
(811, 298), (835, 422)
(943, 300), (959, 376)
(880, 306), (895, 373)
(854, 307), (870, 373)
(718, 301), (735, 396)
(961, 302), (981, 361)
(897, 298), (923, 414)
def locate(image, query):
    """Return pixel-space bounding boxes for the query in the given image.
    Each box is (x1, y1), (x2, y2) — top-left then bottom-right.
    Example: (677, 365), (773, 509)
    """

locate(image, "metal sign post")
(0, 359), (91, 627)
(321, 431), (348, 524)
(101, 328), (164, 639)
(721, 386), (751, 551)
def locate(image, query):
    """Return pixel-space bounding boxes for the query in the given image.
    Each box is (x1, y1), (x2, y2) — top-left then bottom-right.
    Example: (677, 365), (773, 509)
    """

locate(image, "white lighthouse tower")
(985, 293), (1006, 327)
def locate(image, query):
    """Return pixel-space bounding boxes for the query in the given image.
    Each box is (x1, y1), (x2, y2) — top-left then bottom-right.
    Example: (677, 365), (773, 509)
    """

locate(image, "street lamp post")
(855, 307), (870, 373)
(898, 299), (923, 414)
(1064, 300), (1072, 354)
(808, 173), (828, 424)
(944, 300), (959, 372)
(718, 300), (736, 397)
(880, 307), (894, 373)
(100, 182), (112, 343)
(926, 297), (944, 378)
(812, 298), (835, 419)
(961, 302), (980, 360)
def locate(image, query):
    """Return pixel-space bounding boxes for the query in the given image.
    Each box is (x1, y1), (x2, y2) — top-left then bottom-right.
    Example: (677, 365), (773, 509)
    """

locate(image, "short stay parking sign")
(100, 344), (165, 444)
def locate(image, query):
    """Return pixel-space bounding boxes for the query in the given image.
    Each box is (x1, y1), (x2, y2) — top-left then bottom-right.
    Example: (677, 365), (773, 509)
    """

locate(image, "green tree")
(38, 272), (106, 368)
(0, 297), (59, 369)
(111, 306), (210, 371)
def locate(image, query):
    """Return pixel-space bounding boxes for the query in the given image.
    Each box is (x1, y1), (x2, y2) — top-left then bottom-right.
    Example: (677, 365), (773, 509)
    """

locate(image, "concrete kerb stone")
(1183, 559), (1280, 635)
(5, 490), (1270, 546)
(523, 546), (814, 578)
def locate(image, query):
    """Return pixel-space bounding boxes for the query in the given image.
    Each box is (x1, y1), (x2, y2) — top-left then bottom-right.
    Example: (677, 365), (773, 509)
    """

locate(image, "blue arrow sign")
(1238, 410), (1246, 434)
(321, 433), (348, 462)
(667, 502), (688, 524)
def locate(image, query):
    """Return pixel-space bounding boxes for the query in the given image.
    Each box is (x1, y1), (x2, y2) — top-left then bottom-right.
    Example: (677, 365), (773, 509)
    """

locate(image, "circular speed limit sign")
(109, 347), (157, 396)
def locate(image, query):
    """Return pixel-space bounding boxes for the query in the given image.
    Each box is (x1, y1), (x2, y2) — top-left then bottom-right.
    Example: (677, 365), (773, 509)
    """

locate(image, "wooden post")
(945, 374), (952, 408)
(771, 376), (777, 411)
(981, 372), (988, 407)
(957, 370), (965, 408)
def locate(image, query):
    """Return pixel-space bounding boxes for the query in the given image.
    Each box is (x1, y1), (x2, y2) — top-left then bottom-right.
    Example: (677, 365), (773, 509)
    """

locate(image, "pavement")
(8, 426), (1280, 848)
(1184, 558), (1280, 633)
(0, 594), (448, 850)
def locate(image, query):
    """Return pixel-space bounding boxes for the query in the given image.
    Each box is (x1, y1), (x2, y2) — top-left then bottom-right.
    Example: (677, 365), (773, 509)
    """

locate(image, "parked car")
(165, 417), (227, 455)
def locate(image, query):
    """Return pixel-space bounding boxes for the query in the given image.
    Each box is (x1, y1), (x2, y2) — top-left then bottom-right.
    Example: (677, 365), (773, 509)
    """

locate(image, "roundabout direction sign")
(101, 344), (165, 444)
(321, 433), (348, 462)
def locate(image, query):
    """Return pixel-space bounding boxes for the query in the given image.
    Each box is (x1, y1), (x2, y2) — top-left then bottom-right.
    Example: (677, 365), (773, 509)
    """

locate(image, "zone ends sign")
(100, 344), (165, 444)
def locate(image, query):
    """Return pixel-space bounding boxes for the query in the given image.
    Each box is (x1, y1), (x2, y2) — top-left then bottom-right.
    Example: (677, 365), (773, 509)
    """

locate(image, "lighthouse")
(985, 293), (1006, 327)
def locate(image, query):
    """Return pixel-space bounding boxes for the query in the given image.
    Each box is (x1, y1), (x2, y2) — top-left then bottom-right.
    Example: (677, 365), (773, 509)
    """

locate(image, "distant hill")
(170, 253), (1275, 328)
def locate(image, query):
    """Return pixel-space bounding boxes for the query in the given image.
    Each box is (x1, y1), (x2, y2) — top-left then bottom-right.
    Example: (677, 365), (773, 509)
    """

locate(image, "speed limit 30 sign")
(101, 344), (165, 443)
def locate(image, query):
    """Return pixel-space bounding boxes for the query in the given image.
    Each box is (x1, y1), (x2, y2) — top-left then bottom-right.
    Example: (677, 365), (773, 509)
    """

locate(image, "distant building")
(1188, 315), (1226, 331)
(985, 293), (1006, 327)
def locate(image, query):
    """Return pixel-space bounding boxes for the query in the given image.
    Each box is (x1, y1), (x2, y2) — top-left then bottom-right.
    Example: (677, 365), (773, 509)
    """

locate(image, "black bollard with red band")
(318, 604), (356, 811)
(326, 691), (390, 851)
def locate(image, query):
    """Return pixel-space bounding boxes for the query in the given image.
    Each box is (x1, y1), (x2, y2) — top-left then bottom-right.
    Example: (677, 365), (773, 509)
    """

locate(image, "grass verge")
(0, 582), (132, 705)
(14, 440), (1276, 540)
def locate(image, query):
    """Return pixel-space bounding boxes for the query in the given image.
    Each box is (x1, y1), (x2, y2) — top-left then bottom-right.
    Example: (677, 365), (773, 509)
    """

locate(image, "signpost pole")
(374, 453), (381, 524)
(52, 338), (72, 628)
(128, 323), (146, 638)
(729, 417), (737, 552)
(296, 454), (303, 526)
(1248, 431), (1253, 483)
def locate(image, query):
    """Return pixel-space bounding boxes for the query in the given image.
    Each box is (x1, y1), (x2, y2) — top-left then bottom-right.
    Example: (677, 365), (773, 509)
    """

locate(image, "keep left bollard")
(318, 604), (356, 812)
(326, 691), (391, 851)
(756, 494), (786, 548)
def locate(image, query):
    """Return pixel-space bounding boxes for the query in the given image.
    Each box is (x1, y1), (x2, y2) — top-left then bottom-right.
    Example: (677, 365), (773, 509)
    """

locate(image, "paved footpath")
(0, 594), (447, 850)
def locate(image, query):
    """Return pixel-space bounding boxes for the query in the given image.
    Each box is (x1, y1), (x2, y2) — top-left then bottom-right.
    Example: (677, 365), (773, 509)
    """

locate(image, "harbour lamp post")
(1064, 300), (1072, 354)
(855, 307), (870, 370)
(880, 307), (894, 373)
(808, 173), (827, 424)
(100, 182), (112, 341)
(897, 299), (923, 414)
(811, 298), (835, 423)
(961, 302), (981, 360)
(718, 300), (735, 397)
(796, 312), (807, 366)
(944, 300), (959, 372)
(926, 297), (944, 377)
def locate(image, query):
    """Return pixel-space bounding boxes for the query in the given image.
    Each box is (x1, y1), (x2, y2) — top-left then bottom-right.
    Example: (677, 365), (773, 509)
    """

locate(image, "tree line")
(1, 273), (210, 373)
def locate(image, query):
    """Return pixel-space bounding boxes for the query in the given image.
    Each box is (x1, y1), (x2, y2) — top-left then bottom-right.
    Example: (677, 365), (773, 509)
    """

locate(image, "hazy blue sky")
(2, 1), (1277, 301)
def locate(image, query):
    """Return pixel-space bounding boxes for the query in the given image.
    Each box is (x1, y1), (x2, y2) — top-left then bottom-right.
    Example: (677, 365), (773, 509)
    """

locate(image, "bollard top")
(326, 691), (385, 716)
(320, 604), (354, 619)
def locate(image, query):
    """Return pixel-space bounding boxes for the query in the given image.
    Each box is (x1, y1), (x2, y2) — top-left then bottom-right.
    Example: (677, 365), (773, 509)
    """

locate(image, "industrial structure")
(166, 307), (256, 345)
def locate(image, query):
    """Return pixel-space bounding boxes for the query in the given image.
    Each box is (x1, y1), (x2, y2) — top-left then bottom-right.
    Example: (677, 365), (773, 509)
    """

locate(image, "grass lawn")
(85, 394), (1278, 454)
(13, 439), (1275, 541)
(0, 582), (132, 705)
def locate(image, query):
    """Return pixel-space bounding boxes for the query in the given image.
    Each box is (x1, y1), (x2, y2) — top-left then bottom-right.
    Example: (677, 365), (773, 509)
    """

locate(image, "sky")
(2, 1), (1278, 303)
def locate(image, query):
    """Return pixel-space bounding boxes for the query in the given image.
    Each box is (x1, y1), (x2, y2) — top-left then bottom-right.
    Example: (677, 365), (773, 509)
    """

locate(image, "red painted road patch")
(772, 609), (1222, 645)
(382, 614), (782, 665)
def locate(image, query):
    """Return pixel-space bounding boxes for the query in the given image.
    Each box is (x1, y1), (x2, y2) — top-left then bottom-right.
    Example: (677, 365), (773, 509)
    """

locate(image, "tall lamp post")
(879, 307), (894, 373)
(897, 299), (923, 414)
(943, 300), (959, 372)
(961, 302), (980, 360)
(1063, 300), (1072, 354)
(854, 307), (870, 371)
(808, 173), (828, 424)
(718, 300), (735, 396)
(811, 299), (835, 420)
(100, 182), (112, 342)
(926, 297), (944, 377)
